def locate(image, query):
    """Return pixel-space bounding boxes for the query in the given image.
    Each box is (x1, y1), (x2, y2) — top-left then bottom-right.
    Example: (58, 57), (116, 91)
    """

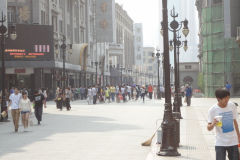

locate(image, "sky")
(115, 0), (160, 48)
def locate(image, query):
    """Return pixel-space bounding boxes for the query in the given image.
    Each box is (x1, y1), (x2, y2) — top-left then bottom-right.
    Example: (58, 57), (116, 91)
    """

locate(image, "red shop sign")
(15, 69), (26, 73)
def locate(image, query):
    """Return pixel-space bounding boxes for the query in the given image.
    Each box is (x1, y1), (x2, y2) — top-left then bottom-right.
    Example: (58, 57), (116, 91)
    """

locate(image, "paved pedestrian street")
(1, 98), (240, 160)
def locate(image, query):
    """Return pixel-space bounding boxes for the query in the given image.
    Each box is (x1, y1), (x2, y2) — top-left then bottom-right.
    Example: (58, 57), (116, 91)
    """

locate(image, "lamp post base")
(157, 150), (181, 156)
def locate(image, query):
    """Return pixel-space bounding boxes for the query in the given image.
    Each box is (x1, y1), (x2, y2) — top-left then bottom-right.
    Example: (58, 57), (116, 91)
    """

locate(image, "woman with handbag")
(19, 92), (32, 131)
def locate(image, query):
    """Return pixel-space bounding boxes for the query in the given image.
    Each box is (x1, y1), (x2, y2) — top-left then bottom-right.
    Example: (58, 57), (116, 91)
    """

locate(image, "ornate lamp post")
(152, 49), (161, 99)
(92, 61), (101, 85)
(167, 7), (189, 147)
(119, 66), (125, 85)
(157, 0), (180, 156)
(0, 12), (17, 122)
(61, 35), (67, 94)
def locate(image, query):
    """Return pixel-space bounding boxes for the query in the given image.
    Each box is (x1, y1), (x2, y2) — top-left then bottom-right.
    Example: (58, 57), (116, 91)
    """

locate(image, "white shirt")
(208, 101), (238, 146)
(19, 98), (31, 112)
(88, 88), (93, 96)
(9, 93), (22, 109)
(92, 88), (97, 96)
(127, 86), (131, 93)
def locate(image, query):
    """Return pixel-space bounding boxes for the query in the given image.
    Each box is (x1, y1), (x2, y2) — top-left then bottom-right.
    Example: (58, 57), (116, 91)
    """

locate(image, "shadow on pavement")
(0, 112), (141, 157)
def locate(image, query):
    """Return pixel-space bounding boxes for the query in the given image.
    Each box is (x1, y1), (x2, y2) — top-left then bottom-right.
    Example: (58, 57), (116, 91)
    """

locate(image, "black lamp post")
(0, 12), (17, 122)
(61, 35), (67, 94)
(152, 49), (161, 99)
(157, 0), (180, 156)
(92, 61), (101, 85)
(170, 34), (188, 107)
(167, 7), (189, 147)
(119, 66), (125, 85)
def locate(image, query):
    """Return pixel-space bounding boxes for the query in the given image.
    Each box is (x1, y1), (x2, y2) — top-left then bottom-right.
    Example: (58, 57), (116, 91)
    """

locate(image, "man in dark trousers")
(33, 90), (46, 125)
(185, 84), (192, 106)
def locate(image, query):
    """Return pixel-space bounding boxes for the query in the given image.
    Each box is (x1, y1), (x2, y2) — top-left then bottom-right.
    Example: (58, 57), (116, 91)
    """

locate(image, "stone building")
(3, 0), (97, 98)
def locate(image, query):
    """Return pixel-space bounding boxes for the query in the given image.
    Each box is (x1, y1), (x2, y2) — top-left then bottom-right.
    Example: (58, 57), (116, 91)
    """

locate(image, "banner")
(96, 0), (116, 42)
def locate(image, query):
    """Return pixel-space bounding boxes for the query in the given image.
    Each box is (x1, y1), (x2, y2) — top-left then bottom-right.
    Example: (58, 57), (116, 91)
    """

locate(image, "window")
(148, 66), (153, 70)
(137, 46), (141, 52)
(185, 65), (192, 69)
(75, 28), (79, 43)
(149, 52), (153, 56)
(148, 59), (153, 63)
(80, 29), (84, 43)
(8, 7), (16, 23)
(52, 15), (58, 32)
(213, 0), (222, 4)
(59, 20), (63, 33)
(41, 10), (46, 24)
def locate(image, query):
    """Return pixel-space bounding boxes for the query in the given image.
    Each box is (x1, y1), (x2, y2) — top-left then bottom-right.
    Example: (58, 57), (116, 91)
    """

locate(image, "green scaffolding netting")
(200, 4), (240, 97)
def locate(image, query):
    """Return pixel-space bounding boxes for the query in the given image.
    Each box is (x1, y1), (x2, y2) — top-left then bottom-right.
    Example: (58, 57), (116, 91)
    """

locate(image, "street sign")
(4, 24), (54, 61)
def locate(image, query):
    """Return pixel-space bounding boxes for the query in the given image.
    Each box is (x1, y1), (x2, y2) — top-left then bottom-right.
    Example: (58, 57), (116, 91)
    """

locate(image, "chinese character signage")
(4, 24), (54, 61)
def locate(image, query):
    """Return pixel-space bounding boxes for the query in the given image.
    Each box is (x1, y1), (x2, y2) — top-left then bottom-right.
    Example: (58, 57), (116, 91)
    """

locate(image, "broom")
(141, 125), (161, 146)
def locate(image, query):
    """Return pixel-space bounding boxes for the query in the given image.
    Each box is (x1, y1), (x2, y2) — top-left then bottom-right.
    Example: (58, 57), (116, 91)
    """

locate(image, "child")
(207, 89), (240, 160)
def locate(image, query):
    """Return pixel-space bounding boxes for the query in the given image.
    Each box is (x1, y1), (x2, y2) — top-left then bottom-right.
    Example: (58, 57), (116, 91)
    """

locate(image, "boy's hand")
(212, 118), (218, 126)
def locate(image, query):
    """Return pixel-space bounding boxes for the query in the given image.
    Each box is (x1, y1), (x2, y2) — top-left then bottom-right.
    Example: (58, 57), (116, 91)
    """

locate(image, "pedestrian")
(33, 90), (46, 125)
(92, 86), (97, 104)
(110, 85), (116, 102)
(19, 92), (32, 131)
(133, 87), (137, 100)
(55, 92), (63, 110)
(207, 88), (240, 160)
(8, 88), (22, 132)
(185, 84), (192, 106)
(148, 84), (153, 99)
(87, 86), (93, 105)
(65, 87), (72, 110)
(127, 85), (131, 100)
(141, 86), (146, 103)
(105, 87), (110, 103)
(225, 81), (232, 92)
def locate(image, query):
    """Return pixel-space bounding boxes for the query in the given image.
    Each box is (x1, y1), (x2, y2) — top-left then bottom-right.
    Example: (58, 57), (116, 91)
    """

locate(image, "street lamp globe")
(9, 25), (17, 40)
(182, 19), (189, 37)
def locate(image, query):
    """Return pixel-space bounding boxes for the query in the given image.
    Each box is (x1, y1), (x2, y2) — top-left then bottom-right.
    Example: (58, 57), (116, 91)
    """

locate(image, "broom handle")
(151, 124), (162, 139)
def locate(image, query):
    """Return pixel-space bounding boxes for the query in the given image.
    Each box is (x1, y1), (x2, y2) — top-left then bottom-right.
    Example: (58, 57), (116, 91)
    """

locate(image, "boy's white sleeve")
(233, 104), (238, 120)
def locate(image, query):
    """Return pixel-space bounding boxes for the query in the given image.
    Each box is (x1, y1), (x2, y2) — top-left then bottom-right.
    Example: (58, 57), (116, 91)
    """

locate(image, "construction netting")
(201, 4), (240, 97)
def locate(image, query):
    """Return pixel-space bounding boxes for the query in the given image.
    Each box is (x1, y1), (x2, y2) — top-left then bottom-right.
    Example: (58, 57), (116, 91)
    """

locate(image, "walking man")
(33, 90), (46, 125)
(185, 84), (192, 106)
(9, 88), (22, 132)
(207, 89), (240, 160)
(148, 84), (153, 99)
(87, 86), (93, 105)
(92, 86), (97, 104)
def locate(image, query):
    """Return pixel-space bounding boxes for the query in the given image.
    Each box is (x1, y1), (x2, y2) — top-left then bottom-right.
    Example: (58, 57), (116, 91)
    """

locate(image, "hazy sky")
(115, 0), (160, 48)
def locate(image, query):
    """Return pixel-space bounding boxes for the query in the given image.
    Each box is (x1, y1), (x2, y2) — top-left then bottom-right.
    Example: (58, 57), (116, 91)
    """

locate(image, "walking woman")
(19, 92), (32, 131)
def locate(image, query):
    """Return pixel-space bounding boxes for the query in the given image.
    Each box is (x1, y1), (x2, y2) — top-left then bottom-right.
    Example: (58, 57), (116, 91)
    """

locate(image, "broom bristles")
(141, 133), (155, 146)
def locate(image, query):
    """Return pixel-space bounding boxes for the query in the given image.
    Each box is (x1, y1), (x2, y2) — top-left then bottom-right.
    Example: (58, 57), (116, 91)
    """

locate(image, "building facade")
(179, 62), (199, 90)
(196, 0), (240, 97)
(142, 47), (158, 85)
(115, 3), (134, 69)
